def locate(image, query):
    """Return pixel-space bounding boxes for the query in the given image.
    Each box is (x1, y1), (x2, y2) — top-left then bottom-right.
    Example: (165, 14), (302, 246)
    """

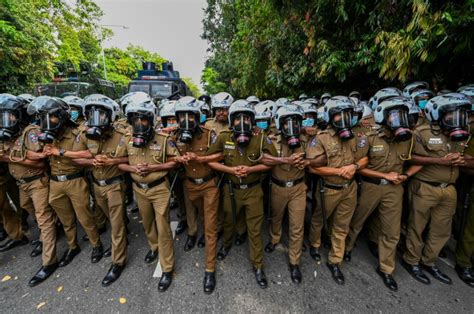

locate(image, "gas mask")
(85, 107), (111, 140)
(232, 113), (253, 147)
(39, 112), (63, 143)
(440, 109), (469, 141)
(385, 108), (412, 142)
(256, 120), (269, 131)
(281, 116), (301, 149)
(130, 114), (154, 148)
(0, 111), (20, 141)
(331, 110), (354, 141)
(177, 112), (198, 143)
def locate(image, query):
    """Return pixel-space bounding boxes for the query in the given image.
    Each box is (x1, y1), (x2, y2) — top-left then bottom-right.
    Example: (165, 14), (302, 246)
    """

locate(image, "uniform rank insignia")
(29, 132), (38, 143)
(167, 139), (176, 147)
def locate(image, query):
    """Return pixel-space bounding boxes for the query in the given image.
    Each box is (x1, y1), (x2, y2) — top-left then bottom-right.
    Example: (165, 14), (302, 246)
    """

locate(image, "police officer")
(402, 93), (471, 285)
(307, 96), (366, 285)
(171, 96), (221, 294)
(207, 100), (277, 288)
(261, 104), (325, 284)
(35, 96), (104, 266)
(74, 94), (129, 286)
(118, 100), (178, 292)
(344, 97), (421, 291)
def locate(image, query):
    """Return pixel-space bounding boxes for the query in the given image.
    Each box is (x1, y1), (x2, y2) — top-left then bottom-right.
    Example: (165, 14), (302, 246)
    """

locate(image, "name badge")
(225, 141), (235, 150)
(372, 145), (384, 152)
(428, 138), (443, 145)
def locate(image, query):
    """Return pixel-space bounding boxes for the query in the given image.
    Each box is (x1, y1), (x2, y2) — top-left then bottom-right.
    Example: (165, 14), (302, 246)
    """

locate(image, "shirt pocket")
(425, 143), (447, 157)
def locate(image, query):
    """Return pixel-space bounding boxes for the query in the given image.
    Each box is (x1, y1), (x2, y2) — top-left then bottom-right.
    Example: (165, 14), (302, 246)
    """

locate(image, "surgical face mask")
(385, 109), (412, 141)
(441, 109), (469, 141)
(200, 113), (207, 124)
(256, 120), (269, 130)
(416, 96), (430, 110)
(351, 115), (360, 127)
(302, 118), (315, 127)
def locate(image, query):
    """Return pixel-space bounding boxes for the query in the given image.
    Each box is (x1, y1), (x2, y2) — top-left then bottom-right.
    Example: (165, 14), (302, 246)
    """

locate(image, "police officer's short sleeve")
(262, 135), (277, 156)
(355, 134), (370, 159)
(166, 137), (178, 158)
(207, 133), (224, 155)
(306, 135), (324, 159)
(72, 129), (89, 151)
(115, 133), (130, 157)
(24, 128), (43, 152)
(413, 129), (429, 157)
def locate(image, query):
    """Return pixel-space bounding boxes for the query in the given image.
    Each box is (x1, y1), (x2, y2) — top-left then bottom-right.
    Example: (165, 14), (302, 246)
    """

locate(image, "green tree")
(182, 77), (201, 97)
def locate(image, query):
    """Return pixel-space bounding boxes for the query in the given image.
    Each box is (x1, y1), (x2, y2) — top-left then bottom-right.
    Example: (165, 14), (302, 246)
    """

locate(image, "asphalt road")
(0, 204), (473, 313)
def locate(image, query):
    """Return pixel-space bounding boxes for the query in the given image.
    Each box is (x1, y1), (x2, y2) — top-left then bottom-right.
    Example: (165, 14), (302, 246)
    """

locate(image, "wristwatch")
(59, 148), (66, 157)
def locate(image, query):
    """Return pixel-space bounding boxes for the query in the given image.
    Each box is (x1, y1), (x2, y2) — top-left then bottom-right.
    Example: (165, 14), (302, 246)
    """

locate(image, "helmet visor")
(177, 112), (198, 130)
(0, 111), (19, 128)
(130, 114), (152, 134)
(332, 110), (352, 129)
(386, 108), (409, 129)
(40, 113), (61, 131)
(87, 108), (110, 127)
(233, 113), (253, 133)
(442, 109), (468, 128)
(282, 117), (301, 136)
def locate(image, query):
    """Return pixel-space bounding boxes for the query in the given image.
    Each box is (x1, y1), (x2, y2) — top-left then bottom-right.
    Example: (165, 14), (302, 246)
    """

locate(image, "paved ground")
(0, 203), (473, 313)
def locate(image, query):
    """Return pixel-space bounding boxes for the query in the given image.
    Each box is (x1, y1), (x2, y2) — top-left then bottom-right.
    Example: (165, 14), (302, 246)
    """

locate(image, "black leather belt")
(271, 176), (304, 188)
(134, 176), (167, 190)
(416, 178), (453, 188)
(16, 174), (45, 185)
(94, 174), (125, 187)
(361, 176), (391, 186)
(231, 180), (260, 190)
(50, 172), (84, 182)
(324, 181), (353, 190)
(187, 173), (216, 185)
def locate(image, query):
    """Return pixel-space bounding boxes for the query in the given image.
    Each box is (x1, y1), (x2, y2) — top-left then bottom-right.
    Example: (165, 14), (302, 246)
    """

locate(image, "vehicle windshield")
(36, 82), (92, 98)
(129, 81), (174, 99)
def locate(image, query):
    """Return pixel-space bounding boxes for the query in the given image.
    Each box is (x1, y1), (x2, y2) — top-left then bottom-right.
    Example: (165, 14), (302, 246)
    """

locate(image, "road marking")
(153, 221), (178, 278)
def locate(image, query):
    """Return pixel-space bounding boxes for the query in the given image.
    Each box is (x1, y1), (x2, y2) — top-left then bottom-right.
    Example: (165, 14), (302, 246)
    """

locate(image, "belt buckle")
(380, 179), (389, 185)
(194, 178), (204, 184)
(240, 184), (248, 190)
(138, 182), (149, 189)
(98, 180), (107, 187)
(285, 181), (294, 188)
(17, 179), (25, 185)
(440, 183), (448, 188)
(57, 175), (67, 182)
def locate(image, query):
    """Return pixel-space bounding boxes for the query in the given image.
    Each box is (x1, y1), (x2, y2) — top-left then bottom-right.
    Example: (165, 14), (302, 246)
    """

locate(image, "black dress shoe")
(264, 242), (276, 253)
(455, 264), (474, 288)
(28, 263), (58, 287)
(31, 239), (41, 245)
(91, 245), (104, 263)
(197, 234), (205, 248)
(102, 264), (125, 287)
(103, 247), (111, 257)
(343, 251), (352, 262)
(0, 236), (29, 252)
(367, 241), (379, 258)
(253, 267), (268, 289)
(158, 271), (173, 292)
(421, 264), (452, 284)
(30, 241), (43, 257)
(217, 245), (231, 261)
(309, 246), (321, 262)
(235, 232), (247, 246)
(145, 250), (158, 264)
(175, 221), (187, 235)
(326, 262), (345, 285)
(203, 271), (216, 294)
(400, 260), (430, 285)
(376, 267), (398, 291)
(289, 264), (302, 284)
(58, 247), (81, 267)
(0, 229), (6, 242)
(184, 235), (197, 252)
(82, 226), (107, 242)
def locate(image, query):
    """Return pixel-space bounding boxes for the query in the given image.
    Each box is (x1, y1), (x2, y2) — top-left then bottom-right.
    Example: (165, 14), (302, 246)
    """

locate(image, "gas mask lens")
(332, 110), (352, 129)
(282, 117), (301, 137)
(177, 112), (197, 130)
(442, 109), (467, 128)
(233, 113), (253, 133)
(386, 109), (409, 129)
(0, 111), (18, 128)
(87, 108), (109, 127)
(40, 113), (61, 131)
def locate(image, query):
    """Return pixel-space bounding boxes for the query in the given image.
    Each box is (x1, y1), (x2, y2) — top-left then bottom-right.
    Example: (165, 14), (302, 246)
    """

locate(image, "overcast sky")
(95, 0), (208, 90)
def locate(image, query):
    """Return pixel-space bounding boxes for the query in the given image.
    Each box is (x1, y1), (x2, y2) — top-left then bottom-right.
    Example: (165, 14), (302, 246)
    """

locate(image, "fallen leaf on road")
(57, 286), (63, 292)
(119, 297), (127, 304)
(2, 275), (11, 282)
(37, 301), (46, 309)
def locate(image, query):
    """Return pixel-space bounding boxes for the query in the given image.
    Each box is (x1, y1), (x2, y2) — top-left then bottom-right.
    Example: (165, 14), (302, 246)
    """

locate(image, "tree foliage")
(202, 0), (474, 98)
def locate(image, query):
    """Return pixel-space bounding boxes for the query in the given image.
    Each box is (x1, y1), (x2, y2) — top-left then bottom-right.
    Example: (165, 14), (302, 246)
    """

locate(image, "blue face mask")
(200, 114), (207, 124)
(256, 121), (269, 130)
(70, 111), (79, 122)
(167, 122), (178, 128)
(418, 100), (428, 110)
(351, 116), (359, 127)
(302, 118), (315, 127)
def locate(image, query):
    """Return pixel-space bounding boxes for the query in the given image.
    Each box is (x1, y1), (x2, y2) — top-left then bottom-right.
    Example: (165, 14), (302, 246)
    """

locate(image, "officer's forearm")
(309, 166), (341, 176)
(249, 164), (271, 173)
(109, 156), (129, 166)
(208, 161), (234, 175)
(358, 168), (388, 180)
(148, 161), (177, 172)
(410, 154), (448, 166)
(63, 150), (93, 159)
(12, 158), (46, 169)
(118, 163), (134, 173)
(198, 153), (223, 163)
(356, 157), (368, 170)
(307, 154), (327, 167)
(26, 150), (45, 161)
(72, 158), (94, 167)
(463, 154), (474, 169)
(404, 165), (423, 177)
(261, 153), (290, 166)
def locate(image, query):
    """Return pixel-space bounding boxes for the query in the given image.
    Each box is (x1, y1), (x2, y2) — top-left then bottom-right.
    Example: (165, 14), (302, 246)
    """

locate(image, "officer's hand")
(441, 153), (459, 165)
(237, 165), (250, 177)
(252, 127), (262, 136)
(175, 156), (189, 165)
(185, 152), (198, 162)
(47, 145), (60, 156)
(384, 172), (400, 182)
(137, 163), (151, 175)
(231, 166), (243, 178)
(339, 165), (356, 180)
(451, 155), (465, 166)
(131, 165), (145, 176)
